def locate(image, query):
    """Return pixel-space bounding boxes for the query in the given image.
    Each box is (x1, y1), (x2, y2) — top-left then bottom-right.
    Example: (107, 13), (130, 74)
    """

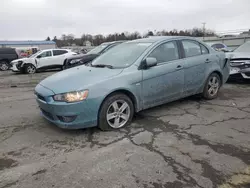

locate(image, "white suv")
(10, 49), (76, 74)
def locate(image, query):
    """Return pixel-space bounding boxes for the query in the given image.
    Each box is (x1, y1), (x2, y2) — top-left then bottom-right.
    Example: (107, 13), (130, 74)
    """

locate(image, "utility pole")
(202, 22), (206, 40)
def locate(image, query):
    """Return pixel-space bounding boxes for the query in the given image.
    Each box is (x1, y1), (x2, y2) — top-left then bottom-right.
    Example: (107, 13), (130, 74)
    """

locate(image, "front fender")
(20, 58), (36, 67)
(103, 86), (141, 112)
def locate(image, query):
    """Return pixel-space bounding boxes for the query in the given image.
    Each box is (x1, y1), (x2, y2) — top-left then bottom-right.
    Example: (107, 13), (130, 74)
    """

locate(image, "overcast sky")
(1, 0), (250, 40)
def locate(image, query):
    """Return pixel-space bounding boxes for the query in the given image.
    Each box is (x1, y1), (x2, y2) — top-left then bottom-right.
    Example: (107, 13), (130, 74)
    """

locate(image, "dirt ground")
(0, 70), (250, 188)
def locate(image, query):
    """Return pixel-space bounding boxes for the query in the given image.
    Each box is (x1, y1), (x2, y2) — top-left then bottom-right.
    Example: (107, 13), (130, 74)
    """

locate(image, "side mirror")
(37, 55), (41, 59)
(145, 57), (157, 68)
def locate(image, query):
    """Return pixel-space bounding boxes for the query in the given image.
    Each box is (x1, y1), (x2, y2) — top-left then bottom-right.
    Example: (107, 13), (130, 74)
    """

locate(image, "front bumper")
(10, 63), (20, 72)
(35, 84), (99, 129)
(10, 62), (24, 72)
(230, 67), (250, 79)
(230, 59), (250, 79)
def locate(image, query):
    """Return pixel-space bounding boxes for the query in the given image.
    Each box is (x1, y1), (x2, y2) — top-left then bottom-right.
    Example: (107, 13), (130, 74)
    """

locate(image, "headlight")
(70, 59), (81, 65)
(53, 90), (88, 103)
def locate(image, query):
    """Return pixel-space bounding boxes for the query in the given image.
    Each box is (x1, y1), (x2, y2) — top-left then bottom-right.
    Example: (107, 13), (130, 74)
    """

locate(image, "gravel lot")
(0, 70), (250, 188)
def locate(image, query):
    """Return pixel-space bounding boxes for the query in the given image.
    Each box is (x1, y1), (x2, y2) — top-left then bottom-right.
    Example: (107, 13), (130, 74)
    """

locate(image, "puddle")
(0, 157), (18, 171)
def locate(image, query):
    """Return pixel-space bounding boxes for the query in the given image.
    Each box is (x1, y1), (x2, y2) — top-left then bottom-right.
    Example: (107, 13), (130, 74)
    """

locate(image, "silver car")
(227, 41), (250, 79)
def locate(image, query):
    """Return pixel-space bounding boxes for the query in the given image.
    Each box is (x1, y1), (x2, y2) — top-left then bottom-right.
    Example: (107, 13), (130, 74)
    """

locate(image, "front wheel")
(24, 64), (36, 74)
(202, 73), (221, 100)
(98, 93), (134, 131)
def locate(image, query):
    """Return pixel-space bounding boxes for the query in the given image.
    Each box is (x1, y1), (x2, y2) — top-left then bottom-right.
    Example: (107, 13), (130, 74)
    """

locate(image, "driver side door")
(141, 41), (185, 109)
(36, 50), (53, 69)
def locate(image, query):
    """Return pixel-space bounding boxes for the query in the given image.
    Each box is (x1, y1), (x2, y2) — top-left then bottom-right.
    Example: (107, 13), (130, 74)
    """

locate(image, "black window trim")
(179, 39), (210, 59)
(199, 43), (209, 55)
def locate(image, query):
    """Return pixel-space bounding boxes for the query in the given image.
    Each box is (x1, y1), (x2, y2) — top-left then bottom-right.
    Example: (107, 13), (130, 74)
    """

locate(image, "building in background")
(239, 30), (250, 37)
(0, 41), (56, 50)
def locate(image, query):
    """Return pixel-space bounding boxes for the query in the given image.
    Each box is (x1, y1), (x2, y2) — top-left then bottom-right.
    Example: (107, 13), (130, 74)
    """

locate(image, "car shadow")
(227, 78), (250, 85)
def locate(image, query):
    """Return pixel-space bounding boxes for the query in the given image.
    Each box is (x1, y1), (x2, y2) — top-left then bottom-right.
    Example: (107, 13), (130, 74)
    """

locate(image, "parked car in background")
(206, 42), (230, 52)
(0, 48), (19, 71)
(10, 49), (76, 74)
(63, 41), (126, 69)
(227, 41), (250, 79)
(35, 36), (229, 130)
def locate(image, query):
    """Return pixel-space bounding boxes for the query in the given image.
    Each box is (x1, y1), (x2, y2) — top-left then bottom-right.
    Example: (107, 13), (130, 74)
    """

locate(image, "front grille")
(230, 59), (250, 66)
(41, 108), (54, 120)
(231, 58), (250, 61)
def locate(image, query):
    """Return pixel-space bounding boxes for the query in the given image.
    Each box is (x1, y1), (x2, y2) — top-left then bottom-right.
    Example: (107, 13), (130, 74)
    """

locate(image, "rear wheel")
(202, 73), (221, 100)
(0, 61), (9, 71)
(24, 64), (36, 74)
(98, 93), (134, 131)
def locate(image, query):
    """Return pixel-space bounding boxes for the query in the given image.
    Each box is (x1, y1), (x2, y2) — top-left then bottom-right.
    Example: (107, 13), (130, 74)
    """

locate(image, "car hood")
(226, 52), (250, 59)
(11, 57), (34, 64)
(39, 65), (123, 94)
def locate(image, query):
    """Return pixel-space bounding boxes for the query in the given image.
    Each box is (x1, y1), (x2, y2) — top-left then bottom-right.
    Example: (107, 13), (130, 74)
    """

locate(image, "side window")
(200, 44), (209, 54)
(182, 40), (202, 57)
(148, 41), (179, 63)
(39, 51), (52, 58)
(53, 50), (68, 56)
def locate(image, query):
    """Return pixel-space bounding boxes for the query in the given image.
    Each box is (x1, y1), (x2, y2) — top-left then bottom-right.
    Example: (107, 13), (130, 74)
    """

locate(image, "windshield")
(91, 42), (152, 68)
(87, 44), (109, 54)
(29, 51), (41, 58)
(234, 42), (250, 53)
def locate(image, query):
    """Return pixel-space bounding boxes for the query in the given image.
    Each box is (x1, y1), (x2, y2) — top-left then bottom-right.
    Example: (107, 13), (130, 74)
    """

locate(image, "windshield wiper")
(91, 64), (113, 69)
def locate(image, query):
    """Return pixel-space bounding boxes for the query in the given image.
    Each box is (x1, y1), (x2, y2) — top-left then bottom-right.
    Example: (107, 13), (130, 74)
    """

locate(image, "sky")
(0, 0), (250, 40)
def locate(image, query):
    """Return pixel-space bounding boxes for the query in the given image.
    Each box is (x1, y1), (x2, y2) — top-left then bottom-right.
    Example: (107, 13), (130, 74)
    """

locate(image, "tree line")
(46, 27), (216, 47)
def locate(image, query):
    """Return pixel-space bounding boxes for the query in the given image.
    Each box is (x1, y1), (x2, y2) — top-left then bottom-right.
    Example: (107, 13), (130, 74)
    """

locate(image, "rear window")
(53, 50), (68, 56)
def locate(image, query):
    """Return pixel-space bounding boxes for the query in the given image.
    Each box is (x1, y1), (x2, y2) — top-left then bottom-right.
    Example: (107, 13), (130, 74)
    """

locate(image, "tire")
(202, 73), (221, 100)
(62, 60), (67, 70)
(24, 64), (36, 74)
(98, 93), (134, 131)
(0, 61), (9, 71)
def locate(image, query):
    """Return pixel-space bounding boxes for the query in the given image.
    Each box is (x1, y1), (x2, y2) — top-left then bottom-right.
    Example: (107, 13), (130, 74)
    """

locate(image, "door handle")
(205, 59), (211, 63)
(176, 65), (183, 70)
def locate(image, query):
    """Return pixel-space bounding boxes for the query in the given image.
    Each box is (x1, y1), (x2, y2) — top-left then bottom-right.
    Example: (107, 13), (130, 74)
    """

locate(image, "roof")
(0, 40), (56, 45)
(127, 36), (196, 43)
(102, 40), (127, 45)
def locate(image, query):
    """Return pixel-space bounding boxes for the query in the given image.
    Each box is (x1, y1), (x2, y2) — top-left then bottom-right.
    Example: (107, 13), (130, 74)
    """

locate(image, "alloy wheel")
(208, 76), (219, 96)
(27, 65), (36, 74)
(106, 100), (131, 128)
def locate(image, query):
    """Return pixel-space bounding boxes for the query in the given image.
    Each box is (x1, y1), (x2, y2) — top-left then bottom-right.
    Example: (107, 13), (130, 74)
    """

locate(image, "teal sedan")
(35, 36), (230, 130)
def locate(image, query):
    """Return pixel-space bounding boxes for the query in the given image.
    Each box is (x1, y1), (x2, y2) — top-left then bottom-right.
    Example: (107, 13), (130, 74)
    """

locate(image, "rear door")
(142, 40), (185, 109)
(180, 40), (210, 96)
(52, 50), (69, 65)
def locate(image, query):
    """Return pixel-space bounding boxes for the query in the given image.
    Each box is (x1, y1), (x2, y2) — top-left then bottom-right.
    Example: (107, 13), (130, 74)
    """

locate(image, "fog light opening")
(57, 115), (77, 123)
